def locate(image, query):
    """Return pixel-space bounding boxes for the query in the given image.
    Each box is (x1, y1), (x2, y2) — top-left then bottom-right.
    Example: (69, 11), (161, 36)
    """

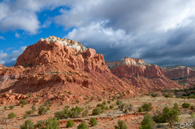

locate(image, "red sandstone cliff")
(106, 57), (181, 91)
(162, 65), (195, 79)
(162, 65), (195, 86)
(0, 36), (135, 105)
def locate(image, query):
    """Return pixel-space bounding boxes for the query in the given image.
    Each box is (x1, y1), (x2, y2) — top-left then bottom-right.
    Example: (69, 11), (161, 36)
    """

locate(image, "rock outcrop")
(162, 65), (195, 79)
(162, 65), (195, 87)
(0, 36), (135, 105)
(106, 57), (181, 91)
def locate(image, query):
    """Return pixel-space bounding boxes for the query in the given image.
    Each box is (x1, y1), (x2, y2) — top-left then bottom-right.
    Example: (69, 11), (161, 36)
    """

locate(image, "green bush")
(102, 101), (106, 105)
(182, 102), (190, 108)
(8, 112), (16, 119)
(77, 122), (89, 129)
(105, 106), (109, 110)
(20, 99), (27, 105)
(55, 106), (83, 119)
(26, 110), (34, 115)
(21, 104), (24, 107)
(142, 103), (153, 111)
(191, 106), (194, 110)
(20, 120), (34, 129)
(151, 92), (158, 97)
(66, 119), (75, 128)
(140, 112), (154, 129)
(162, 92), (172, 98)
(107, 100), (111, 104)
(45, 118), (60, 129)
(34, 120), (45, 128)
(110, 105), (114, 109)
(153, 107), (179, 127)
(38, 105), (47, 115)
(9, 105), (14, 110)
(23, 115), (27, 119)
(115, 119), (127, 129)
(173, 103), (180, 114)
(116, 100), (122, 105)
(55, 108), (71, 120)
(92, 107), (102, 115)
(4, 106), (7, 110)
(138, 107), (144, 112)
(31, 104), (36, 111)
(191, 113), (195, 118)
(82, 109), (88, 117)
(89, 118), (97, 126)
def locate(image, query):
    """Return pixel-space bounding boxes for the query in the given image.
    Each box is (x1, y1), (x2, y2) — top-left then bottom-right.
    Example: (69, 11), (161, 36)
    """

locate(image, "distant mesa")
(106, 57), (181, 91)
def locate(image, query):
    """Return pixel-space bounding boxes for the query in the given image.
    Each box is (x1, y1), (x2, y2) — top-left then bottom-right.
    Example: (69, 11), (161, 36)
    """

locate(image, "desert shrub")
(70, 106), (84, 118)
(107, 100), (111, 104)
(92, 107), (102, 115)
(34, 120), (45, 128)
(182, 102), (190, 108)
(20, 120), (34, 129)
(54, 108), (71, 119)
(142, 103), (153, 111)
(4, 106), (7, 110)
(191, 113), (195, 118)
(31, 104), (36, 111)
(55, 106), (83, 119)
(162, 92), (172, 98)
(153, 107), (179, 128)
(76, 100), (80, 103)
(105, 106), (109, 110)
(116, 100), (122, 105)
(173, 103), (180, 114)
(26, 110), (34, 115)
(114, 119), (127, 129)
(9, 105), (14, 110)
(82, 109), (88, 117)
(8, 112), (16, 119)
(188, 94), (195, 99)
(45, 118), (60, 129)
(138, 107), (144, 112)
(126, 104), (133, 112)
(23, 115), (27, 119)
(90, 96), (94, 100)
(151, 92), (158, 97)
(77, 122), (89, 129)
(89, 118), (97, 126)
(140, 112), (154, 129)
(38, 105), (47, 115)
(21, 104), (24, 107)
(110, 105), (114, 109)
(102, 101), (106, 105)
(66, 119), (74, 128)
(191, 106), (194, 110)
(118, 103), (125, 111)
(20, 99), (27, 105)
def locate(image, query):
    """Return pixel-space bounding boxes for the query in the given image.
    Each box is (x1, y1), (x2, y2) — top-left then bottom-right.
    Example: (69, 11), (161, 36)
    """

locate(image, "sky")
(1, 0), (195, 67)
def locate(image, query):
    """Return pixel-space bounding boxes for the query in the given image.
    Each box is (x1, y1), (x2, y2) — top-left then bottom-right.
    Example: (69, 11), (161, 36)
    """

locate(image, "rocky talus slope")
(0, 36), (135, 105)
(106, 57), (182, 92)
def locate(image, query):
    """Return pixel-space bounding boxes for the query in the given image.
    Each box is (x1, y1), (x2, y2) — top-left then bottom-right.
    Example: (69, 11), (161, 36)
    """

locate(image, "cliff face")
(162, 65), (195, 79)
(106, 58), (181, 91)
(0, 36), (135, 105)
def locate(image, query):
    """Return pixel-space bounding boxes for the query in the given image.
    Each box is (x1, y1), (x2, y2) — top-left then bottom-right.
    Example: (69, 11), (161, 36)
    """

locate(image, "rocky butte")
(0, 36), (135, 105)
(106, 57), (181, 92)
(162, 65), (195, 86)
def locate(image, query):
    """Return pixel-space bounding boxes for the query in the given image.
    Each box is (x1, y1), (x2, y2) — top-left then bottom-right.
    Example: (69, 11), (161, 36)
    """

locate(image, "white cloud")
(0, 36), (5, 40)
(15, 32), (20, 38)
(0, 46), (26, 66)
(0, 0), (72, 34)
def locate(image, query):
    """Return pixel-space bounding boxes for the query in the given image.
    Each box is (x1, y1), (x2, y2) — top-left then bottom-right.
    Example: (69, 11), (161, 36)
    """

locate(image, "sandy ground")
(0, 95), (195, 129)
